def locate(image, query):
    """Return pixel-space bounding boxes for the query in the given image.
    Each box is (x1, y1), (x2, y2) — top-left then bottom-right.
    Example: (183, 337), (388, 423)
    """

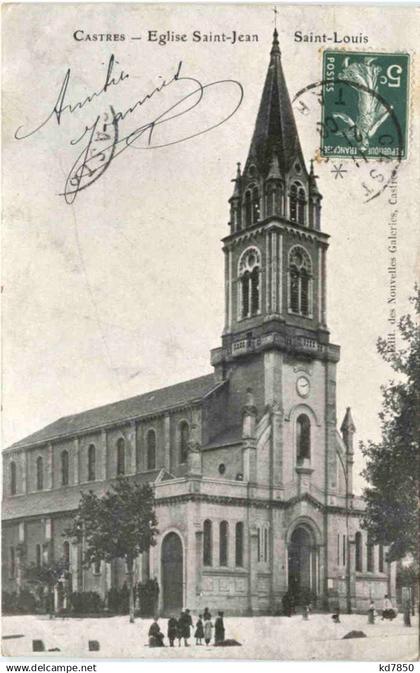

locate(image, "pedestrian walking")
(203, 617), (213, 645)
(368, 600), (375, 624)
(167, 616), (178, 647)
(179, 608), (193, 646)
(185, 608), (193, 645)
(214, 610), (225, 645)
(195, 615), (204, 645)
(302, 604), (309, 620)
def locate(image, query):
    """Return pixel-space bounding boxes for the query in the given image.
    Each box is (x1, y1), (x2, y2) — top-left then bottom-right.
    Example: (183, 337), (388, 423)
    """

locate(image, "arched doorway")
(288, 526), (317, 603)
(161, 532), (183, 614)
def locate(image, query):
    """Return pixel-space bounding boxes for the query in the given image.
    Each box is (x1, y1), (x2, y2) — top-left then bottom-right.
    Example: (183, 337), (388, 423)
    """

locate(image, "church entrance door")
(288, 526), (316, 604)
(161, 532), (183, 614)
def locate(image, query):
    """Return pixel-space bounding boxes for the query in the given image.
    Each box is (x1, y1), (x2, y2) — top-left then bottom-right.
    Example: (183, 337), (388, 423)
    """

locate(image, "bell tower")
(212, 30), (334, 375)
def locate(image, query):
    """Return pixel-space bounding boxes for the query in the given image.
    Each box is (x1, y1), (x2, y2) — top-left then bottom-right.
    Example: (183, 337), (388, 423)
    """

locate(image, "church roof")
(2, 471), (168, 520)
(6, 373), (222, 452)
(245, 29), (305, 176)
(203, 425), (243, 450)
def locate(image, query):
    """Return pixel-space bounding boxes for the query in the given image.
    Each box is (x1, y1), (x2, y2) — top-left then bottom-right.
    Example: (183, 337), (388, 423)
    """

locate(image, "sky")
(2, 3), (419, 494)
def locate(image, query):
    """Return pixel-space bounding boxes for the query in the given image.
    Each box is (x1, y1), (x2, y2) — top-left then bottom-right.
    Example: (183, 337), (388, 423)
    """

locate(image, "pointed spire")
(341, 407), (356, 434)
(310, 159), (315, 177)
(244, 31), (305, 178)
(230, 162), (242, 199)
(309, 159), (320, 193)
(271, 28), (281, 59)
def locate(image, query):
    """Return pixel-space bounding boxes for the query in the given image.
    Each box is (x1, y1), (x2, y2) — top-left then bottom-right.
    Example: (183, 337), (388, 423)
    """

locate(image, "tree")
(360, 286), (419, 562)
(24, 557), (69, 615)
(66, 478), (158, 623)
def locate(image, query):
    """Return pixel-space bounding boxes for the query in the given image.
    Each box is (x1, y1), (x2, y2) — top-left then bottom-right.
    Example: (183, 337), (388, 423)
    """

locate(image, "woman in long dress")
(214, 611), (225, 644)
(381, 594), (396, 620)
(203, 618), (213, 645)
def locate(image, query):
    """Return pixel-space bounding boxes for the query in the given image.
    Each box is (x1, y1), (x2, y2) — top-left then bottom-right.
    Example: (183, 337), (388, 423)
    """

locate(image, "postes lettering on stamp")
(320, 51), (410, 160)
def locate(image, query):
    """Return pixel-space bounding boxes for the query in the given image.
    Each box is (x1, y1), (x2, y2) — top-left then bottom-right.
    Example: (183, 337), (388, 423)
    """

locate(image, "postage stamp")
(321, 51), (410, 160)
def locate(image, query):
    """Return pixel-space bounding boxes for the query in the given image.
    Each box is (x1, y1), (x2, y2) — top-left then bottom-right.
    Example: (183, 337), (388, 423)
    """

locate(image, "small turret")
(229, 162), (242, 232)
(308, 159), (322, 230)
(341, 407), (356, 496)
(341, 407), (356, 454)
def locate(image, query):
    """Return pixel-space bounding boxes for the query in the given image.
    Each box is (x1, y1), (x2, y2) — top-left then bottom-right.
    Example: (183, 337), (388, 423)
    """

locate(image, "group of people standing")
(367, 594), (397, 623)
(148, 607), (225, 647)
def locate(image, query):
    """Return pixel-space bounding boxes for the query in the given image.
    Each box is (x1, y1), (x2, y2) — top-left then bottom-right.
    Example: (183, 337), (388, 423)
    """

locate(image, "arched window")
(116, 437), (125, 476)
(10, 461), (16, 496)
(61, 450), (69, 486)
(241, 272), (250, 317)
(36, 544), (41, 568)
(367, 535), (374, 572)
(63, 541), (70, 567)
(88, 444), (96, 482)
(244, 191), (252, 227)
(289, 183), (297, 222)
(355, 532), (362, 571)
(203, 519), (212, 567)
(298, 187), (306, 224)
(300, 268), (310, 316)
(239, 247), (261, 319)
(147, 430), (156, 470)
(378, 544), (384, 573)
(36, 456), (44, 491)
(296, 414), (311, 462)
(252, 187), (260, 223)
(251, 267), (260, 315)
(290, 182), (306, 224)
(235, 522), (244, 567)
(219, 521), (228, 566)
(290, 266), (300, 313)
(179, 421), (189, 464)
(288, 246), (312, 317)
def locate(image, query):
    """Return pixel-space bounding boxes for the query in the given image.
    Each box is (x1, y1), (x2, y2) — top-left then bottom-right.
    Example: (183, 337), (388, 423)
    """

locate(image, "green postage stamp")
(321, 51), (410, 159)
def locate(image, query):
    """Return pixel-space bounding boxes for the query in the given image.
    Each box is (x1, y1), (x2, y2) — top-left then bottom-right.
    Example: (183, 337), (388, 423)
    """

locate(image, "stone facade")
(2, 31), (395, 615)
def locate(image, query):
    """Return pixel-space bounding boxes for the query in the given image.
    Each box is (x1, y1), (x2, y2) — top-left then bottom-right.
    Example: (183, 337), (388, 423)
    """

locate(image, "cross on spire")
(273, 6), (278, 28)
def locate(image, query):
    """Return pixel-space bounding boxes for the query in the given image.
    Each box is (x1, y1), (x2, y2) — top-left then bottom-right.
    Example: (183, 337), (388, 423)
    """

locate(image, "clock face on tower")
(296, 376), (310, 398)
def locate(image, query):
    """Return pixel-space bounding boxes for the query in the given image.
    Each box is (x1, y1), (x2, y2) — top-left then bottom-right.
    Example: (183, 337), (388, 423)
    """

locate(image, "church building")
(2, 31), (395, 615)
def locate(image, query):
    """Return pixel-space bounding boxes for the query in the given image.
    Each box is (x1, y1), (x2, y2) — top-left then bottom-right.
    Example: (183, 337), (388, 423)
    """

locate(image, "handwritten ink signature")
(15, 55), (244, 204)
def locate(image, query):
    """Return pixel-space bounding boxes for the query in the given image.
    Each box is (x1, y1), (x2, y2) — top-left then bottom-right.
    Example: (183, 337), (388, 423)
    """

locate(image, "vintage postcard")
(2, 2), (419, 662)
